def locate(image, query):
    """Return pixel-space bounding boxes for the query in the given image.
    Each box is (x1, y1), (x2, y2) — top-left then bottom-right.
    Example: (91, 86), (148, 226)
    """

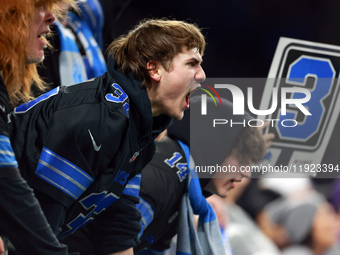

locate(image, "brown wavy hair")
(0, 0), (75, 106)
(107, 18), (206, 87)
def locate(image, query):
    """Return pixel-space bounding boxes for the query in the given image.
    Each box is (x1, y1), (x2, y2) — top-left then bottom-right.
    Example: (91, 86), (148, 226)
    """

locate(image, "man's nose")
(44, 9), (55, 25)
(195, 65), (206, 82)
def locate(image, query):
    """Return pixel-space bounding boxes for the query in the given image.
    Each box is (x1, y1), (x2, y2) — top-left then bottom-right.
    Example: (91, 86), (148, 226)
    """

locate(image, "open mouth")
(186, 93), (190, 107)
(37, 32), (48, 49)
(186, 83), (201, 108)
(38, 32), (47, 39)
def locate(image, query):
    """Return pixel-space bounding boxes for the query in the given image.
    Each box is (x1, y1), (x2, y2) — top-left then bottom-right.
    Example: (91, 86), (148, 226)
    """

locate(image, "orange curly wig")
(0, 0), (76, 105)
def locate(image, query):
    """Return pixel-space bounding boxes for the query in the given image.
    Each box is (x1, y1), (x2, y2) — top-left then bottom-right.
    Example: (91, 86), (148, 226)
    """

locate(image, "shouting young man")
(8, 18), (206, 254)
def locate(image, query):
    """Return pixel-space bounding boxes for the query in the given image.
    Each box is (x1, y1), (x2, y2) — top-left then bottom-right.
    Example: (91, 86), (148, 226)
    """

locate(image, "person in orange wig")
(0, 0), (75, 254)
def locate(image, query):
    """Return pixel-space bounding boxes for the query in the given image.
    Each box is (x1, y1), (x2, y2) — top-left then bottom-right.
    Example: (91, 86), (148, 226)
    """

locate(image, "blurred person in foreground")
(267, 191), (339, 255)
(240, 180), (339, 255)
(236, 179), (289, 251)
(0, 0), (75, 254)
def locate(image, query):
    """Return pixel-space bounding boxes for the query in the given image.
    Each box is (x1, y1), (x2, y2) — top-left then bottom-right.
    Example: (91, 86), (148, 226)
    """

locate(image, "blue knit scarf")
(54, 3), (107, 86)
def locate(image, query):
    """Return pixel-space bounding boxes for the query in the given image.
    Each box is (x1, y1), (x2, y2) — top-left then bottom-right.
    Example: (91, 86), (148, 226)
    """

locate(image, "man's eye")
(188, 62), (195, 66)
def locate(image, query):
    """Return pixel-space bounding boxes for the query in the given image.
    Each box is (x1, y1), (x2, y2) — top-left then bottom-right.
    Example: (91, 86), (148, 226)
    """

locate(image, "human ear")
(147, 60), (161, 82)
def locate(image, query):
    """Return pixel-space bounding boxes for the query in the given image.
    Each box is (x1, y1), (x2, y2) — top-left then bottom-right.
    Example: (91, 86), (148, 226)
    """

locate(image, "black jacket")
(134, 136), (188, 252)
(8, 57), (171, 252)
(63, 95), (250, 254)
(63, 135), (188, 254)
(0, 76), (68, 254)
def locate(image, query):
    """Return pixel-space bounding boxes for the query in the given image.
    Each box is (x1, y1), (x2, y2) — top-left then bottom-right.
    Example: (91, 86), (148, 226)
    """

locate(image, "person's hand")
(0, 237), (5, 255)
(258, 122), (275, 150)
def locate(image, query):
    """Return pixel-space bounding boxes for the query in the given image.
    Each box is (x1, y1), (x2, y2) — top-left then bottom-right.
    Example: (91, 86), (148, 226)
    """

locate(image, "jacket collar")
(107, 56), (172, 144)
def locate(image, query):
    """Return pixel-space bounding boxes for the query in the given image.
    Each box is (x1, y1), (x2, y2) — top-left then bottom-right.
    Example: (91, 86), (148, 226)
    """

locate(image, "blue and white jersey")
(9, 54), (172, 248)
(9, 74), (131, 238)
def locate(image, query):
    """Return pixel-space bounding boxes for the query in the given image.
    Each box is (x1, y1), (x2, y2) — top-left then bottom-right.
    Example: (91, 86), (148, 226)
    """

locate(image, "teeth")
(39, 33), (47, 38)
